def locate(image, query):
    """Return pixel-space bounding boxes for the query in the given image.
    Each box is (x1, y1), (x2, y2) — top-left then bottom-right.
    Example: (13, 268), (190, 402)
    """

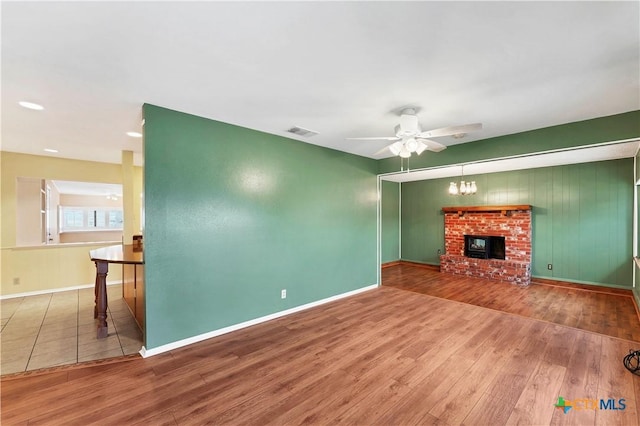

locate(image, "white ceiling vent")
(286, 126), (318, 137)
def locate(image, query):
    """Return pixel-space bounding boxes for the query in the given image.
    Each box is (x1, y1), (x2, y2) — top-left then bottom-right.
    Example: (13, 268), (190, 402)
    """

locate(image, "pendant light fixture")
(448, 165), (477, 195)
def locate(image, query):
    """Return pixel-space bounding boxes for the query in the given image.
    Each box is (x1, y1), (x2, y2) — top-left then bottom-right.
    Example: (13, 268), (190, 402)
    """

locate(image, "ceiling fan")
(347, 108), (482, 158)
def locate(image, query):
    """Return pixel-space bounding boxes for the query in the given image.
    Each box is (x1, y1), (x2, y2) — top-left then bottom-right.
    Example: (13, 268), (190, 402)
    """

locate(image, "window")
(59, 206), (124, 233)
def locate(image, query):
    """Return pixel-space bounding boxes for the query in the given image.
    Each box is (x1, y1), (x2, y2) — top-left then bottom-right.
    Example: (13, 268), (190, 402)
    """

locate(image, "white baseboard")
(140, 283), (379, 358)
(0, 280), (122, 299)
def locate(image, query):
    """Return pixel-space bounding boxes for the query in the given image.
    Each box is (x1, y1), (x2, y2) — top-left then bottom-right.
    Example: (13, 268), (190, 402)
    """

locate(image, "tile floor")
(1, 284), (143, 375)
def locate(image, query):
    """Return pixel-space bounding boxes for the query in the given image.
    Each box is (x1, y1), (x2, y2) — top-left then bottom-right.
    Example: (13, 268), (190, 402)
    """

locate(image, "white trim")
(376, 175), (382, 287)
(531, 275), (633, 291)
(378, 137), (640, 183)
(398, 182), (402, 260)
(139, 283), (378, 358)
(634, 153), (638, 288)
(0, 280), (121, 299)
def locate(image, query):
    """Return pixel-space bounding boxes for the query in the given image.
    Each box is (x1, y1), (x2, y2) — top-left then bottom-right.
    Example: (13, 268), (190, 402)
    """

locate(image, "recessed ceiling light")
(19, 101), (44, 110)
(126, 131), (142, 138)
(44, 148), (58, 153)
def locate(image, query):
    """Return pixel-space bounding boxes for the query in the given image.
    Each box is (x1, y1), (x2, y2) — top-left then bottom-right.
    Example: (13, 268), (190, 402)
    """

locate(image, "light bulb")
(460, 181), (467, 195)
(449, 182), (458, 195)
(415, 140), (428, 155)
(399, 147), (411, 158)
(389, 141), (403, 155)
(470, 181), (477, 193)
(405, 138), (418, 152)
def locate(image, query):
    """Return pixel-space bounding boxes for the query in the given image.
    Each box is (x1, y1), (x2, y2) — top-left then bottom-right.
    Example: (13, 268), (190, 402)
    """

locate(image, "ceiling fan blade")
(374, 145), (393, 156)
(419, 123), (482, 138)
(417, 138), (447, 152)
(346, 136), (401, 141)
(373, 141), (403, 156)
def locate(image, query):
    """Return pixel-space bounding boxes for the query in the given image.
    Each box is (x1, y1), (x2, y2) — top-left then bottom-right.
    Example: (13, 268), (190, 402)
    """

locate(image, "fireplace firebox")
(464, 235), (506, 260)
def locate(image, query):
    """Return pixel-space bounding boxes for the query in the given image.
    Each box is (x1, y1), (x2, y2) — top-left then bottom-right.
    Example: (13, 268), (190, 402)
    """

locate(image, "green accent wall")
(143, 104), (378, 349)
(401, 159), (633, 287)
(381, 180), (400, 263)
(379, 111), (640, 174)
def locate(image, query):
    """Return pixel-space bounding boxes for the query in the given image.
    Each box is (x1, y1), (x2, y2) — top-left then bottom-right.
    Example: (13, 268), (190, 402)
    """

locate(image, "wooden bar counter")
(89, 244), (144, 338)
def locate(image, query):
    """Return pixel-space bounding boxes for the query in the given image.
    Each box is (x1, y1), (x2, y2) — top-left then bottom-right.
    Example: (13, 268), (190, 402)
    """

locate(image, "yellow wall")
(1, 151), (143, 296)
(15, 177), (43, 246)
(2, 244), (124, 295)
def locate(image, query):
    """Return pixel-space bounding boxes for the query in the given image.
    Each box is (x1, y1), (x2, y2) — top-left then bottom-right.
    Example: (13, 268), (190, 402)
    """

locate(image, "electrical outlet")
(13, 277), (20, 285)
(281, 289), (287, 299)
(547, 264), (553, 270)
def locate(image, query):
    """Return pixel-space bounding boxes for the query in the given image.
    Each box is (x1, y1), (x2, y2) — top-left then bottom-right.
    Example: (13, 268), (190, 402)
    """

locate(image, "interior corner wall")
(142, 104), (378, 350)
(400, 159), (633, 288)
(381, 180), (400, 263)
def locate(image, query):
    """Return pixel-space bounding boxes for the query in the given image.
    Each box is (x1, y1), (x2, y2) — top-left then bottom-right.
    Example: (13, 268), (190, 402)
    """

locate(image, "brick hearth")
(440, 205), (532, 285)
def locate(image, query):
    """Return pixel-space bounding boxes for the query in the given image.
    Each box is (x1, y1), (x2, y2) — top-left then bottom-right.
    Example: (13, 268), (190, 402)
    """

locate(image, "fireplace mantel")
(442, 204), (531, 216)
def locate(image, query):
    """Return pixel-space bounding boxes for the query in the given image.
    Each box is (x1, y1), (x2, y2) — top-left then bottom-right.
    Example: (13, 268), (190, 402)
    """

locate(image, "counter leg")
(95, 260), (109, 338)
(94, 267), (98, 319)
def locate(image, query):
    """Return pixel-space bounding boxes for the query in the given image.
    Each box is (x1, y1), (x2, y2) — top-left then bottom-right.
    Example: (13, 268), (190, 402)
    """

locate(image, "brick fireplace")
(439, 205), (532, 285)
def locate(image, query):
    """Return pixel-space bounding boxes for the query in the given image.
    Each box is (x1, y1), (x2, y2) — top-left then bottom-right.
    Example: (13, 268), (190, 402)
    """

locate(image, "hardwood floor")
(2, 268), (640, 425)
(384, 263), (640, 342)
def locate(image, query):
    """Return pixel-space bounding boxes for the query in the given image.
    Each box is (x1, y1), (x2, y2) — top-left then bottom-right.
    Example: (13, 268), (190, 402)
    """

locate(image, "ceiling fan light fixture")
(399, 146), (411, 158)
(405, 138), (418, 152)
(415, 140), (428, 155)
(389, 141), (403, 156)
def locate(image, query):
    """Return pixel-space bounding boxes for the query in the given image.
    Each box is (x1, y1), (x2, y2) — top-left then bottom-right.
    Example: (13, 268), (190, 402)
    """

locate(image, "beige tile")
(1, 325), (41, 339)
(112, 317), (138, 331)
(78, 347), (124, 363)
(50, 292), (78, 300)
(19, 294), (51, 304)
(1, 357), (30, 375)
(117, 323), (143, 341)
(34, 326), (77, 344)
(27, 352), (77, 371)
(46, 305), (77, 315)
(78, 311), (98, 326)
(1, 298), (24, 319)
(2, 287), (137, 375)
(6, 315), (46, 328)
(109, 306), (131, 318)
(122, 343), (143, 356)
(78, 335), (122, 358)
(77, 327), (119, 343)
(41, 316), (77, 331)
(1, 335), (38, 352)
(31, 335), (77, 358)
(1, 346), (34, 363)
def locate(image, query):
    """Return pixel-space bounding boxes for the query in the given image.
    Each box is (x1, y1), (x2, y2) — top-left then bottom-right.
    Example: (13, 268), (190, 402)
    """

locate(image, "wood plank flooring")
(384, 264), (640, 342)
(2, 268), (640, 425)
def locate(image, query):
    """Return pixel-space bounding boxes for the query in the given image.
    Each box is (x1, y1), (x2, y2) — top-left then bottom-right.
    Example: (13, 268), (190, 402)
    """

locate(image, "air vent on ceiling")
(286, 126), (318, 137)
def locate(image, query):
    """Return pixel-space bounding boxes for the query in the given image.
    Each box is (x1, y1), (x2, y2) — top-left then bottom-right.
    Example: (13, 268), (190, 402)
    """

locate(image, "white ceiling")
(51, 180), (123, 197)
(1, 2), (639, 168)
